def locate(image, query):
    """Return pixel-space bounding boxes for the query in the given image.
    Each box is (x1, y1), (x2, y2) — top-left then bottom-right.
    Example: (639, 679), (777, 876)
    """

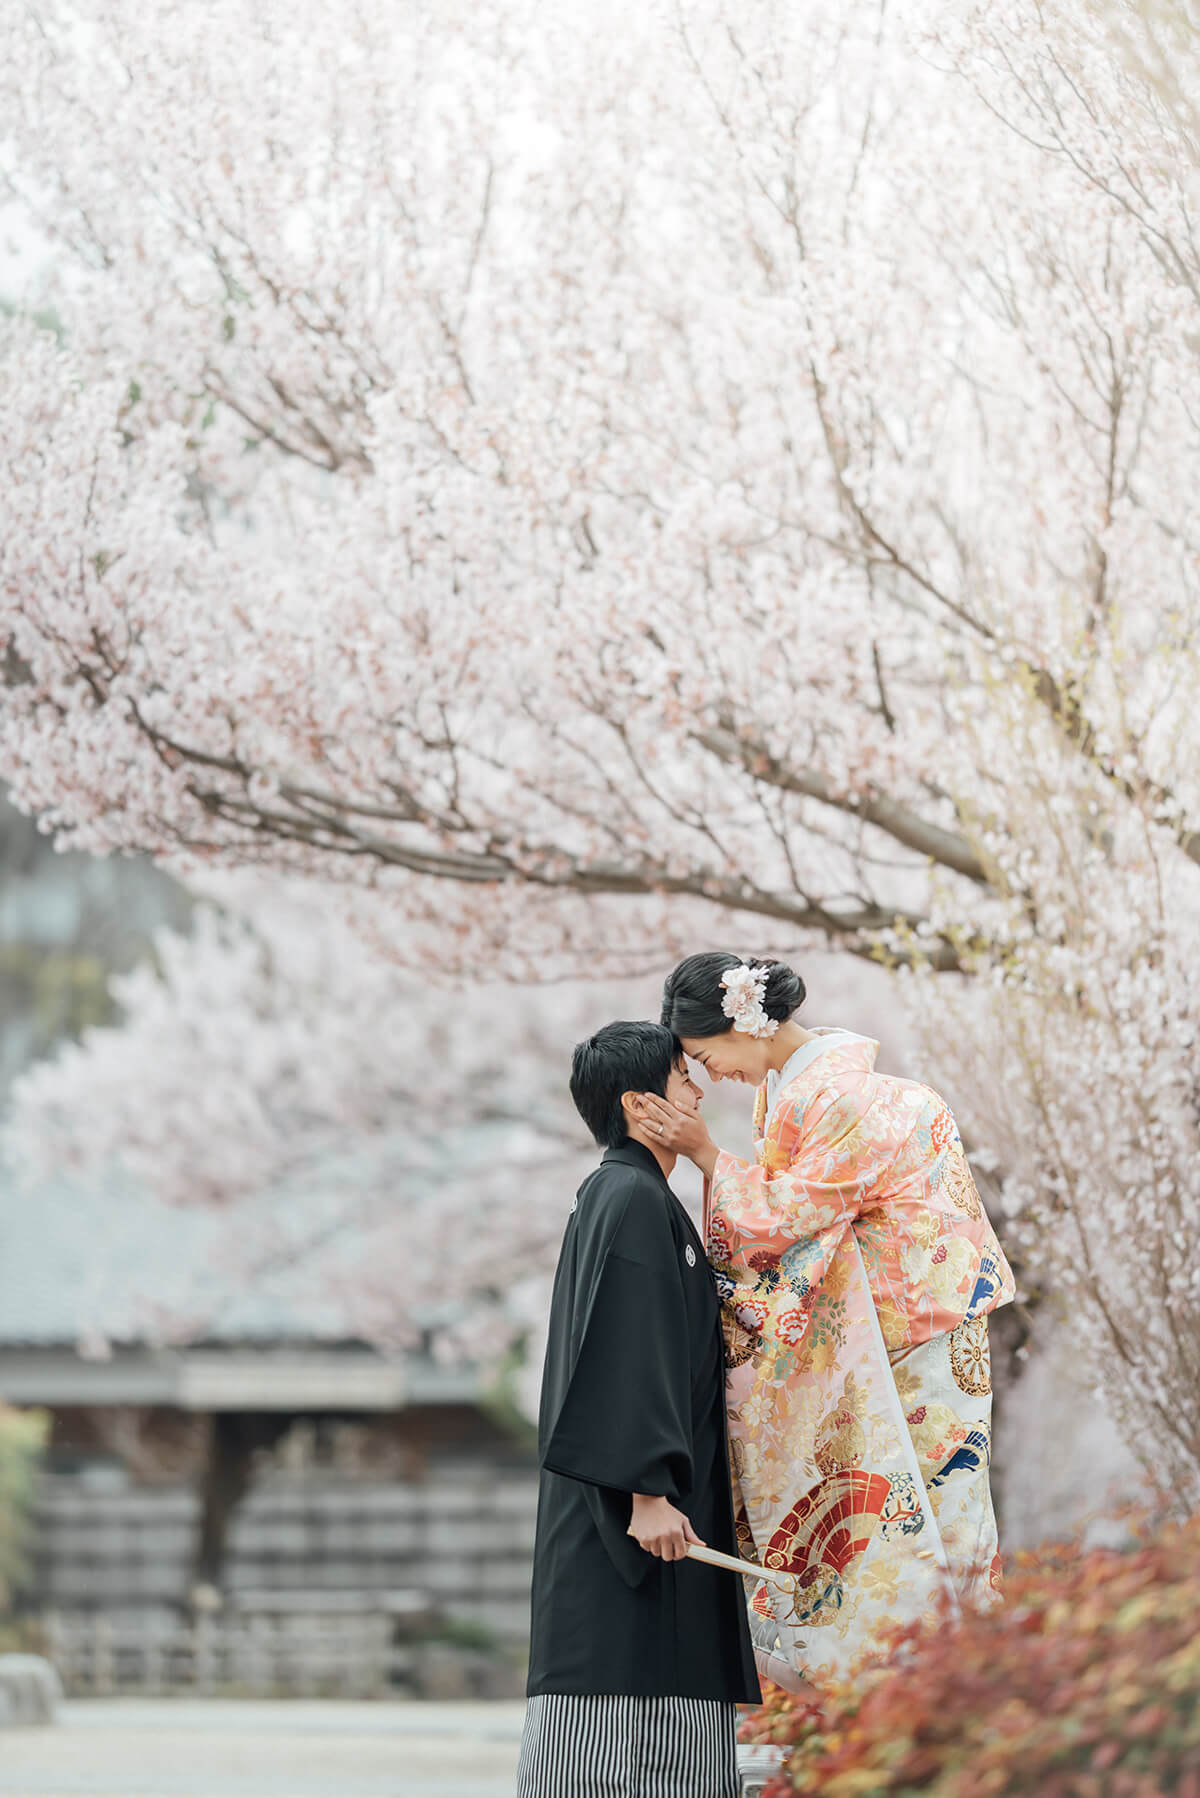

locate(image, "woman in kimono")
(645, 953), (1015, 1692)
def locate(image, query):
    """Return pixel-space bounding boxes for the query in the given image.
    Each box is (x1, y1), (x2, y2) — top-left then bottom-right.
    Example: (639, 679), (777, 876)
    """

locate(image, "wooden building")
(0, 1171), (538, 1697)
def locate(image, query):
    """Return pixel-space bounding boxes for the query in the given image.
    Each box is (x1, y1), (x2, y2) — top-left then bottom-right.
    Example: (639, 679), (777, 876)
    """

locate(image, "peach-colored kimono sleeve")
(708, 1084), (888, 1261)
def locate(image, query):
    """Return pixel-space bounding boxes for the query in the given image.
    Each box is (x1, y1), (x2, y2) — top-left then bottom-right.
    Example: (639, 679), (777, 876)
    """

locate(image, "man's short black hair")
(569, 1020), (682, 1149)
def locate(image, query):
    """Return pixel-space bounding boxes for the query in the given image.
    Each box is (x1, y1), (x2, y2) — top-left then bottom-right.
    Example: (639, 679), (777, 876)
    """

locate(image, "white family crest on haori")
(720, 964), (779, 1040)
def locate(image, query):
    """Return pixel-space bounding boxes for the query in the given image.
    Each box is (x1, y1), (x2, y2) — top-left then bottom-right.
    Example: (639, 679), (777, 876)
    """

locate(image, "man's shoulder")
(576, 1158), (650, 1221)
(575, 1157), (675, 1246)
(581, 1154), (673, 1206)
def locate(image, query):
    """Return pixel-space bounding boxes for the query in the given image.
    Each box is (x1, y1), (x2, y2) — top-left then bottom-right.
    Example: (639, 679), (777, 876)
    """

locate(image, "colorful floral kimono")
(706, 1030), (1015, 1689)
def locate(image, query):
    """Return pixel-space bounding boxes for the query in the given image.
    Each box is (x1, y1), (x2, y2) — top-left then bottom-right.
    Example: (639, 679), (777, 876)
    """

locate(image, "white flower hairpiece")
(719, 963), (779, 1039)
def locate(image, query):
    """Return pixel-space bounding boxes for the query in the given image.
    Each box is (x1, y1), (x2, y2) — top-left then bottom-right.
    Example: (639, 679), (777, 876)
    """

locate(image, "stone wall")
(28, 1463), (538, 1695)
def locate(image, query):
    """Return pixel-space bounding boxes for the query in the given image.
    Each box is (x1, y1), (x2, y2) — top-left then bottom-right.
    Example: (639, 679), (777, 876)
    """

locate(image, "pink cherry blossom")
(0, 0), (1197, 1482)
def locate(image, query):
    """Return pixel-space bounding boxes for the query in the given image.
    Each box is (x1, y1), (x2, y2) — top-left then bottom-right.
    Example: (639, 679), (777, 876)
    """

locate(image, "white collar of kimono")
(764, 1028), (870, 1129)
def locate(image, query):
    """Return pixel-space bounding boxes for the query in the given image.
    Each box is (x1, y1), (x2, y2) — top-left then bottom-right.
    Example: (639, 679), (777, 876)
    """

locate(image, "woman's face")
(681, 1032), (770, 1086)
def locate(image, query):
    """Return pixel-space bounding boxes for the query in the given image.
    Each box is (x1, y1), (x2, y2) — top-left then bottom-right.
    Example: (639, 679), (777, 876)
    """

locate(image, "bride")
(645, 951), (1014, 1690)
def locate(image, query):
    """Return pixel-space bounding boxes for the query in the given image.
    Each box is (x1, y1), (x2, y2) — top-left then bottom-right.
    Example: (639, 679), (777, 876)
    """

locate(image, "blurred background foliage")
(0, 1402), (48, 1613)
(0, 942), (114, 1061)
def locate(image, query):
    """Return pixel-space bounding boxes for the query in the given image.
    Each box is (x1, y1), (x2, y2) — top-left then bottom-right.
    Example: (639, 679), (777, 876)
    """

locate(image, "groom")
(517, 1021), (758, 1798)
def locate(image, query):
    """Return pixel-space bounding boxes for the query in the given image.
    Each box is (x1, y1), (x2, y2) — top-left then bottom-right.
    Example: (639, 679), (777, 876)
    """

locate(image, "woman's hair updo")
(660, 951), (806, 1038)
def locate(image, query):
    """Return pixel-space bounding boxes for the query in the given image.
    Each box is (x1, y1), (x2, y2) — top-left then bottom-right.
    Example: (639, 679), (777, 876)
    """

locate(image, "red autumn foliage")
(739, 1516), (1200, 1796)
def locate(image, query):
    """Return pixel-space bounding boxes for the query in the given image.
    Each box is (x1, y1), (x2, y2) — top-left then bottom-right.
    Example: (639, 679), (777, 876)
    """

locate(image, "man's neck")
(628, 1132), (676, 1181)
(648, 1140), (677, 1181)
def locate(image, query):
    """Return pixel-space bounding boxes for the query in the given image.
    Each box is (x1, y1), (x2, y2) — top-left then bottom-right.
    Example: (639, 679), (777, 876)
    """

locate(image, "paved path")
(0, 1699), (526, 1798)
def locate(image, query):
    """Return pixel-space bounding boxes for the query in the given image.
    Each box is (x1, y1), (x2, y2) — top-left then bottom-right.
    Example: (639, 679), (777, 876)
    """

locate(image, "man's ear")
(621, 1089), (649, 1131)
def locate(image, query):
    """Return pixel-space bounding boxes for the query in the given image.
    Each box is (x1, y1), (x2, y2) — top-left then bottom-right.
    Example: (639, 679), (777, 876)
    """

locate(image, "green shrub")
(0, 1403), (48, 1612)
(740, 1517), (1200, 1797)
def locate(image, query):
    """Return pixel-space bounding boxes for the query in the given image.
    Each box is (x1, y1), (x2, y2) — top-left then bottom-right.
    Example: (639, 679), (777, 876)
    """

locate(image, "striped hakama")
(516, 1693), (740, 1798)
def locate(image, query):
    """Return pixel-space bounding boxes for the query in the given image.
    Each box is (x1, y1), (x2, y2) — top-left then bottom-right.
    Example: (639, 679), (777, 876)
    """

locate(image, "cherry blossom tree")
(5, 873), (898, 1409)
(1, 0), (1198, 1487)
(6, 876), (630, 1367)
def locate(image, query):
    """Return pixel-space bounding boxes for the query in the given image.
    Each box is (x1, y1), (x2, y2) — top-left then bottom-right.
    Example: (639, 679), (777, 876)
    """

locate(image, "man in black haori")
(517, 1022), (758, 1798)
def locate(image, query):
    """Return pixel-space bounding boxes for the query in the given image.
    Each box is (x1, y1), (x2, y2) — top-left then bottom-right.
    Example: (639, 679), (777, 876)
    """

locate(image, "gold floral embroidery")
(814, 1375), (867, 1475)
(949, 1313), (992, 1396)
(759, 1137), (791, 1176)
(859, 1553), (904, 1604)
(942, 1149), (983, 1220)
(822, 1251), (853, 1300)
(740, 1380), (777, 1431)
(876, 1298), (909, 1350)
(911, 1210), (940, 1250)
(720, 1303), (762, 1368)
(890, 1361), (922, 1407)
